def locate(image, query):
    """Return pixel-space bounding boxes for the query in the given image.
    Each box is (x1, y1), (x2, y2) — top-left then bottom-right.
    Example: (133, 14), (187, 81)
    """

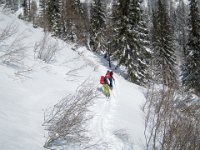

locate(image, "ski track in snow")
(80, 50), (135, 150)
(90, 95), (126, 150)
(74, 49), (121, 149)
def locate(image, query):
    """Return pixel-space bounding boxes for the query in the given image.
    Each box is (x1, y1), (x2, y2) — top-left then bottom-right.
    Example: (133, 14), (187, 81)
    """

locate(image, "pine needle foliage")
(151, 0), (177, 87)
(89, 0), (106, 52)
(182, 0), (200, 95)
(112, 0), (151, 85)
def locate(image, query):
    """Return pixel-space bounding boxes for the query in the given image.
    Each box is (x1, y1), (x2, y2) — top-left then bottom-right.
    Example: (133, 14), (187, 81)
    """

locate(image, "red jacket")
(105, 72), (111, 79)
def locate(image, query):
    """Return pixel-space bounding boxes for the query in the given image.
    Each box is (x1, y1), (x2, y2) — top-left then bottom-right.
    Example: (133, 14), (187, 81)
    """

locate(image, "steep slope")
(0, 9), (146, 150)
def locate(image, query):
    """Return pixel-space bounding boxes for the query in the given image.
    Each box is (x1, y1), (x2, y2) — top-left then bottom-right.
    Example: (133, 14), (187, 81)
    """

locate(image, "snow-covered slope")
(0, 9), (146, 150)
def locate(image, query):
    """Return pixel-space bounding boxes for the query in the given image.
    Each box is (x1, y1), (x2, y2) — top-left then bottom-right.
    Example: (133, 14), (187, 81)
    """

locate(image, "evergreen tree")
(23, 0), (31, 20)
(112, 0), (151, 85)
(151, 0), (177, 86)
(182, 0), (200, 95)
(30, 1), (37, 25)
(23, 0), (28, 19)
(111, 0), (132, 69)
(59, 0), (87, 43)
(39, 0), (48, 31)
(89, 0), (106, 52)
(46, 0), (61, 36)
(175, 0), (187, 57)
(136, 19), (151, 84)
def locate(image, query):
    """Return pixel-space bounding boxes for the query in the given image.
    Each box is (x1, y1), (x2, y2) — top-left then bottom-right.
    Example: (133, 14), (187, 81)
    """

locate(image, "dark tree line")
(2, 0), (200, 91)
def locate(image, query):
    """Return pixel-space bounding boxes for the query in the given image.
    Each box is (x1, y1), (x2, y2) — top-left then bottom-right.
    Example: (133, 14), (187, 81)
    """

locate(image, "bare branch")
(43, 80), (99, 149)
(143, 83), (200, 150)
(0, 26), (27, 65)
(34, 33), (61, 63)
(0, 22), (18, 43)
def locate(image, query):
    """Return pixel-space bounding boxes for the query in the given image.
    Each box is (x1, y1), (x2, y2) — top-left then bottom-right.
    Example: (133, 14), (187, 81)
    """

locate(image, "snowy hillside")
(0, 9), (146, 150)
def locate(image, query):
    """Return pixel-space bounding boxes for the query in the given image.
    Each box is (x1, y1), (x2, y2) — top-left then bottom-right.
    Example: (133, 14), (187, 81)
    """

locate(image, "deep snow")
(0, 8), (146, 150)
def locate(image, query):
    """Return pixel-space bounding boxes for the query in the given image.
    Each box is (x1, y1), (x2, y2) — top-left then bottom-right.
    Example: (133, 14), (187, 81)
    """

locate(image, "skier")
(100, 70), (115, 97)
(100, 73), (110, 97)
(105, 70), (115, 89)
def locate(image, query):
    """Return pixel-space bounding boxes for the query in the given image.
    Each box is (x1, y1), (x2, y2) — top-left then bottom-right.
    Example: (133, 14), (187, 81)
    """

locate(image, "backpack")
(100, 76), (105, 84)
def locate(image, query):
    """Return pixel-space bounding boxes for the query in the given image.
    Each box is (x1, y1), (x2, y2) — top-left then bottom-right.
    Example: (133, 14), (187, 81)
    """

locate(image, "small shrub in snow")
(43, 80), (98, 148)
(0, 22), (17, 42)
(143, 84), (200, 150)
(34, 33), (59, 63)
(0, 23), (26, 65)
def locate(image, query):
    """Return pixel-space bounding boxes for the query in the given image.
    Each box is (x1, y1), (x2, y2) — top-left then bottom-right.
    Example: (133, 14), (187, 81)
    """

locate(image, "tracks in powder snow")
(89, 88), (124, 150)
(74, 50), (133, 149)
